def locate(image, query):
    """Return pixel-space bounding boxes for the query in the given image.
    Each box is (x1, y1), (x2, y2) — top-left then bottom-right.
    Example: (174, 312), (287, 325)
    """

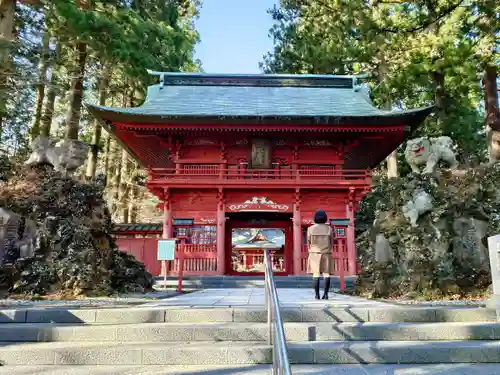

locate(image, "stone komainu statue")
(486, 125), (500, 164)
(404, 136), (459, 174)
(25, 136), (89, 174)
(401, 189), (433, 227)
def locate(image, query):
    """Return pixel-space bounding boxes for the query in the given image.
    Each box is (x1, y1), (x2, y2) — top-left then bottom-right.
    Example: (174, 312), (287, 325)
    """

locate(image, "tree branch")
(373, 0), (406, 3)
(300, 0), (463, 35)
(379, 0), (464, 33)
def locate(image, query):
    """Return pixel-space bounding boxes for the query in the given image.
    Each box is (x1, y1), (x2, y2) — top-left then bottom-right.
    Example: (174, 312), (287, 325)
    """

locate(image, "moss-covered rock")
(356, 164), (500, 299)
(0, 164), (153, 297)
(0, 151), (13, 182)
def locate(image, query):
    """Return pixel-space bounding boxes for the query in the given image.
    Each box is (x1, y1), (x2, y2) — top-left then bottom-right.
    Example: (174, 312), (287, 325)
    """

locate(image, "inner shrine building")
(89, 72), (432, 277)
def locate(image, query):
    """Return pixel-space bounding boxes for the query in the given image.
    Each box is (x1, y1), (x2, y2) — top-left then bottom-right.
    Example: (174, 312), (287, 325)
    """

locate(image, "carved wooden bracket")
(348, 188), (356, 209)
(336, 139), (360, 156)
(272, 157), (290, 165)
(163, 188), (171, 206)
(217, 188), (225, 209)
(188, 191), (202, 204)
(232, 138), (249, 146)
(220, 141), (227, 161)
(294, 189), (302, 209)
(174, 139), (183, 154)
(273, 139), (287, 147)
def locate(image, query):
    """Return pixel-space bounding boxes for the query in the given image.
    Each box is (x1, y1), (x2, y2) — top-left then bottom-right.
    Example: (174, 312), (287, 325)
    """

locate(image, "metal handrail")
(263, 248), (292, 375)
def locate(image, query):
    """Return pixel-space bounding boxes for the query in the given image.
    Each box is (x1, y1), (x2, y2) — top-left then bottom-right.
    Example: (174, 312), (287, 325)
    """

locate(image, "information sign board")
(158, 239), (176, 261)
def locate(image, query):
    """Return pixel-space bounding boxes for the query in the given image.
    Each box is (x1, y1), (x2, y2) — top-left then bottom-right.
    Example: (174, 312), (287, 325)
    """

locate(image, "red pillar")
(163, 189), (172, 239)
(345, 202), (356, 276)
(293, 190), (302, 275)
(162, 189), (173, 277)
(216, 189), (226, 275)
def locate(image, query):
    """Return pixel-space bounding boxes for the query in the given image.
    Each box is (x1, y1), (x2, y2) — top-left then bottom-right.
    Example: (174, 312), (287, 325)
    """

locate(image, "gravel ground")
(379, 299), (487, 307)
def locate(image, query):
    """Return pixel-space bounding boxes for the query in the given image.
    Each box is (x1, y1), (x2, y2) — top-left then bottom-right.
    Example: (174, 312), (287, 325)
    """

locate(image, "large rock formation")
(25, 136), (90, 175)
(356, 140), (497, 299)
(0, 149), (153, 297)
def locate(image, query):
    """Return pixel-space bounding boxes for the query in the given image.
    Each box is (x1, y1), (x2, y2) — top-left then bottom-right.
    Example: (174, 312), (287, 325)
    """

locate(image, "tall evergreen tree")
(263, 0), (487, 169)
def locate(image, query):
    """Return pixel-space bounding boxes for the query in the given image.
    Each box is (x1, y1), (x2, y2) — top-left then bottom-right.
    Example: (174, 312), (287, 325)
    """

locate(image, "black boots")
(313, 277), (331, 300)
(313, 277), (320, 299)
(322, 277), (330, 300)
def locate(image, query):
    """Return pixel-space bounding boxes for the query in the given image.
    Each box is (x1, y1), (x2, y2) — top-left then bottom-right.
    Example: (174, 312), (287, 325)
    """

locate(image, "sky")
(194, 0), (279, 74)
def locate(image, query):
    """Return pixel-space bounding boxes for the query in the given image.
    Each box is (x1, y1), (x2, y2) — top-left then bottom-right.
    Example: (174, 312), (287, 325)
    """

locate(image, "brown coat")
(306, 224), (335, 275)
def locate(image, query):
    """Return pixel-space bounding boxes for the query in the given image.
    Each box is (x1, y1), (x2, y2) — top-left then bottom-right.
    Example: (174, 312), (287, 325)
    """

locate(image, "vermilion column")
(163, 189), (172, 239)
(345, 203), (356, 276)
(293, 191), (302, 275)
(216, 190), (226, 275)
(162, 189), (173, 277)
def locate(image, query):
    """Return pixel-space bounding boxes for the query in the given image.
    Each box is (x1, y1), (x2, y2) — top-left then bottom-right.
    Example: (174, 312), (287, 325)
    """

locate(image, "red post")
(162, 189), (173, 287)
(177, 249), (184, 293)
(339, 254), (346, 293)
(333, 237), (346, 293)
(216, 189), (226, 275)
(219, 141), (227, 179)
(219, 162), (225, 179)
(163, 189), (173, 239)
(293, 190), (302, 275)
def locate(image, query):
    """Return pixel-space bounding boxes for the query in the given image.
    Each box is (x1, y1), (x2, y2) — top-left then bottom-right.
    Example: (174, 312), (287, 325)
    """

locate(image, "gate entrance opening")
(226, 212), (292, 276)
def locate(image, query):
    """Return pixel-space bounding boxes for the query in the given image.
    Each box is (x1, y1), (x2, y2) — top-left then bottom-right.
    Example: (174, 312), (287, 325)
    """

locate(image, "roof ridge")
(146, 70), (370, 89)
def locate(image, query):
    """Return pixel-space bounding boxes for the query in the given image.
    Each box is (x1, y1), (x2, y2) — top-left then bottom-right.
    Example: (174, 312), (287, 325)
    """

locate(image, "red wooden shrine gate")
(93, 72), (433, 280)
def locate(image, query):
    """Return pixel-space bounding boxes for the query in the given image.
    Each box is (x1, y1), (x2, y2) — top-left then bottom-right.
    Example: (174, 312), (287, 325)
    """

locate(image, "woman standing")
(307, 210), (335, 299)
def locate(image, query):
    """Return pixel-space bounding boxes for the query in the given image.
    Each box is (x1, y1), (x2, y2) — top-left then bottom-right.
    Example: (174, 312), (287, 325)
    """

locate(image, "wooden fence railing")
(173, 244), (217, 275)
(115, 239), (352, 292)
(149, 167), (370, 182)
(115, 239), (217, 278)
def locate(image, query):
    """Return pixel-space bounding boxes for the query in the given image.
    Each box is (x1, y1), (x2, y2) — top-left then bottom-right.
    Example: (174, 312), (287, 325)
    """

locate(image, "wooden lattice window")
(174, 225), (216, 244)
(334, 227), (346, 237)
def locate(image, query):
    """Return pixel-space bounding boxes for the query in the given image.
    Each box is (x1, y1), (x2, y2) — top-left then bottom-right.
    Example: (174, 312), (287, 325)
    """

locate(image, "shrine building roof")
(87, 71), (433, 126)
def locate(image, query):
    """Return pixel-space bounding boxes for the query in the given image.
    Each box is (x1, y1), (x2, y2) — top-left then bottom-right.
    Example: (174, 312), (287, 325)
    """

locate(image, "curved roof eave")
(86, 103), (434, 129)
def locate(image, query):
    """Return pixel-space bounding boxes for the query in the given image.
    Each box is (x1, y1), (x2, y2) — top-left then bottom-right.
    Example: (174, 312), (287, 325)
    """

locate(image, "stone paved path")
(142, 288), (390, 308)
(1, 364), (500, 374)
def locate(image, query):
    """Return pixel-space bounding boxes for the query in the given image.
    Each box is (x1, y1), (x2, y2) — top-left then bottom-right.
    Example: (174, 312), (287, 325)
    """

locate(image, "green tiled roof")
(112, 223), (162, 233)
(87, 72), (433, 123)
(330, 219), (351, 226)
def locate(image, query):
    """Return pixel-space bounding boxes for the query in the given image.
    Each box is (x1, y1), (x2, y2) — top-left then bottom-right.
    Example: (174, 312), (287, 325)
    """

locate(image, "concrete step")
(1, 364), (500, 375)
(1, 322), (500, 342)
(153, 282), (356, 290)
(1, 306), (496, 324)
(154, 276), (358, 281)
(1, 340), (500, 365)
(153, 276), (358, 289)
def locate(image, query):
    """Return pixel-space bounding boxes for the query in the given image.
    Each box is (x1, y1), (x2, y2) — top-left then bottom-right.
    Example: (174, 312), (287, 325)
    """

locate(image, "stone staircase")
(0, 304), (499, 367)
(153, 275), (357, 289)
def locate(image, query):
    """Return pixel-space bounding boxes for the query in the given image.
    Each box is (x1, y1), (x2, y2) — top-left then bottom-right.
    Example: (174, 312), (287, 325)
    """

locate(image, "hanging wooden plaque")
(249, 139), (271, 169)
